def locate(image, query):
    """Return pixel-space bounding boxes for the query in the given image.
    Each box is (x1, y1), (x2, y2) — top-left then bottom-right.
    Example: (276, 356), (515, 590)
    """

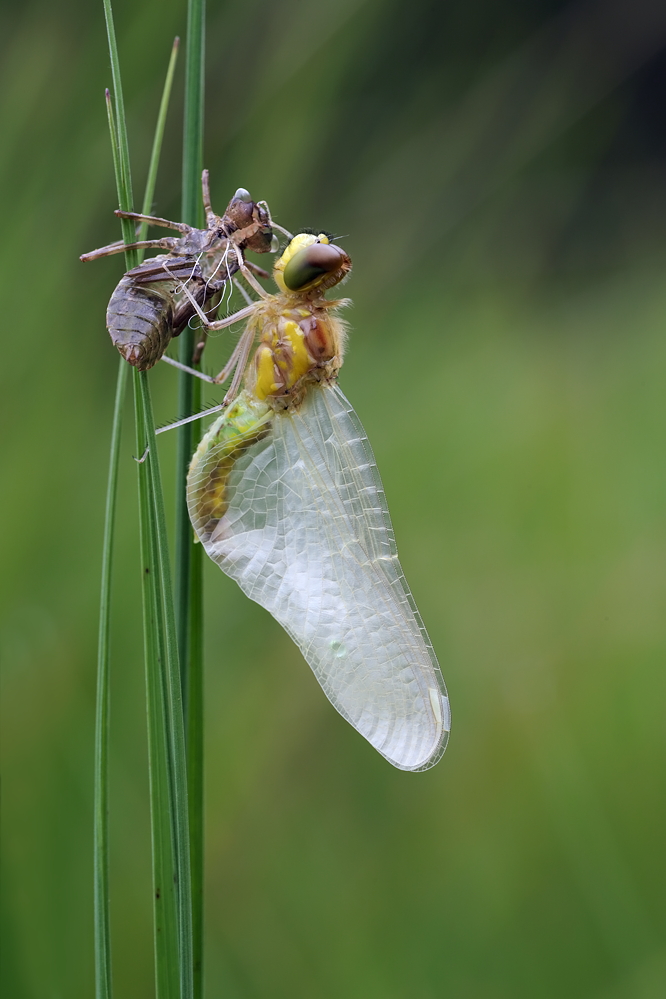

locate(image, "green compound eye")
(283, 243), (346, 291)
(233, 188), (252, 203)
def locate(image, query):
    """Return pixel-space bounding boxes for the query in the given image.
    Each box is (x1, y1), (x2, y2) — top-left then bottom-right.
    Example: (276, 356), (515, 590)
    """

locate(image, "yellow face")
(273, 233), (351, 295)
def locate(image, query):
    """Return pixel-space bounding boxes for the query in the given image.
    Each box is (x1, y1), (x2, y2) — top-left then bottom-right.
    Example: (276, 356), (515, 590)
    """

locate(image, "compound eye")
(233, 188), (252, 203)
(283, 243), (346, 291)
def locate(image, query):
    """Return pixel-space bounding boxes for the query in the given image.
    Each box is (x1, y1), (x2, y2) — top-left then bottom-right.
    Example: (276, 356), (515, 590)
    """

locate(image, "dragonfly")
(166, 228), (451, 771)
(80, 170), (274, 370)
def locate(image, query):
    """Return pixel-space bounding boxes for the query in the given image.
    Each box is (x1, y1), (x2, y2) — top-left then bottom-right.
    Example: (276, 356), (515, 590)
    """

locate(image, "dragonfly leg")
(219, 324), (256, 400)
(256, 201), (293, 243)
(234, 246), (270, 300)
(115, 209), (191, 233)
(160, 355), (216, 382)
(205, 324), (254, 388)
(80, 237), (179, 262)
(271, 222), (294, 240)
(159, 320), (256, 410)
(155, 401), (227, 436)
(245, 260), (271, 280)
(160, 330), (249, 389)
(161, 322), (253, 391)
(255, 200), (294, 242)
(190, 289), (225, 364)
(233, 276), (255, 307)
(178, 277), (256, 331)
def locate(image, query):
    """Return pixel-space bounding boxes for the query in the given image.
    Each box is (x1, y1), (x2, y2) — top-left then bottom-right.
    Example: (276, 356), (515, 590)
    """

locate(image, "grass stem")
(97, 3), (192, 997)
(94, 357), (126, 999)
(138, 37), (181, 245)
(179, 3), (206, 996)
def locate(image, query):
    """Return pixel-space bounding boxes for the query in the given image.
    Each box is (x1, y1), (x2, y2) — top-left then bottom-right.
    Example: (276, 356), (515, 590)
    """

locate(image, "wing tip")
(380, 694), (451, 772)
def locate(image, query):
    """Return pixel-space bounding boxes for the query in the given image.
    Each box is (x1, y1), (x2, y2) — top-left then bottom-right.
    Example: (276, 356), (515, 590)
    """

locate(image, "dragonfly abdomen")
(188, 392), (273, 542)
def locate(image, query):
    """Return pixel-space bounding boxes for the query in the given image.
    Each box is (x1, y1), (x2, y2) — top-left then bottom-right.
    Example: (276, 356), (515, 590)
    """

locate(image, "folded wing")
(188, 382), (450, 770)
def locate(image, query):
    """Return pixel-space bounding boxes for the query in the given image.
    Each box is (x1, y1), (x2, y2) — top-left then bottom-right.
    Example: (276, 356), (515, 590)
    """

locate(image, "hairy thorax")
(246, 294), (348, 410)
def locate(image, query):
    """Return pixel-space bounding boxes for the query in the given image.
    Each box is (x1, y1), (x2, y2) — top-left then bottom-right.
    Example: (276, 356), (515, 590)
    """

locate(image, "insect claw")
(133, 446), (150, 463)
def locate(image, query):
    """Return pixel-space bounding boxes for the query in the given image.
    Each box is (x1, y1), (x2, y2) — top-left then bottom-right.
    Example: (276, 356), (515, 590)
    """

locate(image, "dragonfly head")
(274, 233), (351, 296)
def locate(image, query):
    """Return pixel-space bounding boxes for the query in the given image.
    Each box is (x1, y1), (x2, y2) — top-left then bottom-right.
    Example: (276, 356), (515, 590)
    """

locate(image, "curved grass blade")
(137, 36), (180, 248)
(134, 371), (181, 999)
(94, 355), (126, 999)
(139, 371), (194, 999)
(97, 4), (191, 998)
(95, 38), (182, 997)
(93, 84), (137, 999)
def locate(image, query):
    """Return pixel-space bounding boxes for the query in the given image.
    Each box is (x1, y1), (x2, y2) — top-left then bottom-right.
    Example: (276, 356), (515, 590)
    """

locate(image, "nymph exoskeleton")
(81, 170), (275, 370)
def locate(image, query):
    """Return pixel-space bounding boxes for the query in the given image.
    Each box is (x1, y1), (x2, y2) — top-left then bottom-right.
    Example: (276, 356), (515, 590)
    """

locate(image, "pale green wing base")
(187, 383), (450, 771)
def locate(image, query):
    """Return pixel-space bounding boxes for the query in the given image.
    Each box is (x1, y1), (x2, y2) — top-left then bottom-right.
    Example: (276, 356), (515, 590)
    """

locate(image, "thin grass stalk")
(100, 3), (192, 997)
(137, 36), (180, 245)
(134, 374), (181, 999)
(103, 60), (183, 999)
(177, 0), (205, 693)
(97, 39), (184, 999)
(101, 0), (134, 243)
(177, 0), (205, 689)
(185, 539), (203, 996)
(92, 88), (135, 999)
(94, 356), (126, 999)
(136, 37), (184, 998)
(179, 2), (206, 996)
(139, 373), (194, 999)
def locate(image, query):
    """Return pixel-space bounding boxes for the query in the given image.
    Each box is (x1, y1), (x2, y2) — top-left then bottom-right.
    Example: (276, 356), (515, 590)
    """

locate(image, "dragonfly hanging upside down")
(170, 227), (451, 771)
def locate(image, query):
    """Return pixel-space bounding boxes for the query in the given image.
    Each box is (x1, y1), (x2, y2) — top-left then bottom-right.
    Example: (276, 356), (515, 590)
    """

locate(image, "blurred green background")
(2, 0), (666, 996)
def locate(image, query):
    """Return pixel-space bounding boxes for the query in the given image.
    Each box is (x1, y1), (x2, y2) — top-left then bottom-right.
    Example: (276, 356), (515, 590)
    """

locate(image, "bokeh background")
(2, 0), (666, 996)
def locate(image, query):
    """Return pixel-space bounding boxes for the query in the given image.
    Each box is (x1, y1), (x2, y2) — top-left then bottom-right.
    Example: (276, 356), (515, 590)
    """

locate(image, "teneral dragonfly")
(172, 230), (451, 770)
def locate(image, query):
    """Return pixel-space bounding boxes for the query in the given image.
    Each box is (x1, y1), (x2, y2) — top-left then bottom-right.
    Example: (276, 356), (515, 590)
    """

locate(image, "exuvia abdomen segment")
(107, 270), (175, 370)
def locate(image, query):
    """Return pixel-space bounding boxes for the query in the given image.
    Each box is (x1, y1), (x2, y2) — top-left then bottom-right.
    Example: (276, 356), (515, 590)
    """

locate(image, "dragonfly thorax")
(247, 298), (346, 407)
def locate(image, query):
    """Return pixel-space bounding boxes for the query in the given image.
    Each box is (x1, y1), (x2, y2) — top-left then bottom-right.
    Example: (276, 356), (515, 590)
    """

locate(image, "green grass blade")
(177, 0), (205, 690)
(186, 540), (203, 995)
(180, 4), (206, 996)
(94, 357), (127, 999)
(102, 0), (134, 220)
(93, 86), (136, 999)
(104, 90), (123, 220)
(99, 4), (191, 998)
(134, 374), (181, 999)
(139, 373), (194, 999)
(94, 38), (183, 999)
(138, 36), (180, 246)
(182, 0), (205, 228)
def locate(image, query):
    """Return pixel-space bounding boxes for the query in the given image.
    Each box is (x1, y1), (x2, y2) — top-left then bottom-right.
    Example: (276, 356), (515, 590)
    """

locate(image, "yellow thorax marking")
(282, 321), (311, 384)
(254, 319), (314, 401)
(255, 345), (281, 400)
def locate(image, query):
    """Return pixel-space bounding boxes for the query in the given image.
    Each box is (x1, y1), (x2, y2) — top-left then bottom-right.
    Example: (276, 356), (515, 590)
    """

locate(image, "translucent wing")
(187, 382), (450, 770)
